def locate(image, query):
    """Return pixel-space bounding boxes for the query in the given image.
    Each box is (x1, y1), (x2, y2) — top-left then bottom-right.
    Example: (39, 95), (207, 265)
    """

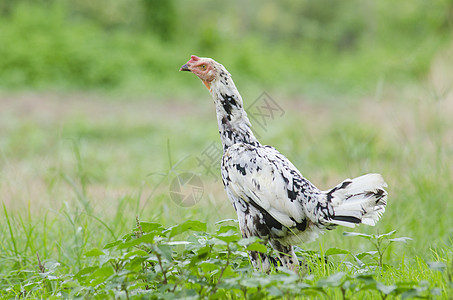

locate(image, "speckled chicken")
(180, 55), (387, 272)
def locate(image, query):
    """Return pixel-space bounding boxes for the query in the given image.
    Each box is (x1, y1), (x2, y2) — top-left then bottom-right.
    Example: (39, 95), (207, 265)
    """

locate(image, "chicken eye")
(199, 64), (207, 71)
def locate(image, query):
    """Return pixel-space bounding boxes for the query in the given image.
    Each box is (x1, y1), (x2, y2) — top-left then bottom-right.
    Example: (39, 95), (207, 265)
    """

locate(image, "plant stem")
(156, 253), (168, 284)
(211, 244), (231, 296)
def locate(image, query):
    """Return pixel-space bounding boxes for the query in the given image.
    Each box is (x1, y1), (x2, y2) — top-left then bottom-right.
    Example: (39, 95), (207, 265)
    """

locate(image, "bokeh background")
(1, 0), (453, 294)
(0, 0), (451, 95)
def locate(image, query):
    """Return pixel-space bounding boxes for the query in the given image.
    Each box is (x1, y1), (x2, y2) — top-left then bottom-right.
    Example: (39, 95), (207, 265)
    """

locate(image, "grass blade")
(2, 202), (18, 256)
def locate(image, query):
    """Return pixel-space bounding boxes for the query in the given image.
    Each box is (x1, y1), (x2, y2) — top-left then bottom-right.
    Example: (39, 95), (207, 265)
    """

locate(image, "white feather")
(326, 174), (387, 227)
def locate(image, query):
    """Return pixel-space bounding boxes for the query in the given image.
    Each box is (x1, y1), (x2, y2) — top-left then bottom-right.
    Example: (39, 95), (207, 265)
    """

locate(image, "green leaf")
(401, 288), (419, 299)
(194, 245), (211, 260)
(246, 243), (268, 253)
(199, 261), (219, 273)
(343, 232), (372, 239)
(267, 285), (284, 297)
(123, 249), (149, 259)
(354, 274), (375, 281)
(215, 230), (240, 243)
(154, 244), (173, 261)
(388, 237), (412, 243)
(325, 248), (350, 256)
(39, 273), (58, 281)
(242, 276), (273, 287)
(84, 248), (106, 257)
(117, 233), (155, 249)
(216, 225), (238, 234)
(88, 266), (114, 286)
(317, 272), (346, 287)
(75, 266), (99, 279)
(138, 222), (164, 233)
(238, 236), (262, 246)
(376, 282), (397, 294)
(215, 218), (238, 224)
(376, 230), (397, 239)
(356, 251), (378, 260)
(103, 240), (123, 249)
(167, 220), (207, 238)
(167, 241), (192, 245)
(427, 261), (447, 272)
(45, 261), (61, 272)
(23, 282), (39, 292)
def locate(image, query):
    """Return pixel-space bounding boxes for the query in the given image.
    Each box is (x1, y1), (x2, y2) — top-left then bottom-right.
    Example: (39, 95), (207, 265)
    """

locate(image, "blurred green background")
(1, 1), (453, 288)
(0, 0), (451, 97)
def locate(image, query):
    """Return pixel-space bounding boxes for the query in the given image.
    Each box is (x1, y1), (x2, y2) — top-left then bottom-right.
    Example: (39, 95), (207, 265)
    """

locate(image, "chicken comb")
(188, 55), (201, 63)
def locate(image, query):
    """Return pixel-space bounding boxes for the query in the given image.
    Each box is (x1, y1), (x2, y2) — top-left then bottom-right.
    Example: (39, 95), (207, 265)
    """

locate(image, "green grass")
(0, 79), (452, 298)
(1, 1), (452, 297)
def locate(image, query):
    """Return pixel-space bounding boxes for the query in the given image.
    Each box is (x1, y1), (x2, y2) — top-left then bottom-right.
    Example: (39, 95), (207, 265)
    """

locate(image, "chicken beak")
(180, 63), (191, 72)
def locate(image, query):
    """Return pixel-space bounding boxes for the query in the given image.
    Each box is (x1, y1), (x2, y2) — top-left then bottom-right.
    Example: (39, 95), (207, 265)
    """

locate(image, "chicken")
(180, 55), (387, 272)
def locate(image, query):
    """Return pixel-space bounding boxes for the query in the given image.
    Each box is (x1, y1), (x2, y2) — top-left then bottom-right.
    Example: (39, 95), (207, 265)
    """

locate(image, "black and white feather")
(181, 56), (388, 272)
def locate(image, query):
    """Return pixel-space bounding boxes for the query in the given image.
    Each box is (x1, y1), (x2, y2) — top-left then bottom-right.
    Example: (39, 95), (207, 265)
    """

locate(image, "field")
(1, 61), (453, 298)
(1, 1), (453, 299)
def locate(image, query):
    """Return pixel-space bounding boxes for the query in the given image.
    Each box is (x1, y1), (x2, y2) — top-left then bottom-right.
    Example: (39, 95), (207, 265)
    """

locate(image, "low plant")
(3, 217), (448, 299)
